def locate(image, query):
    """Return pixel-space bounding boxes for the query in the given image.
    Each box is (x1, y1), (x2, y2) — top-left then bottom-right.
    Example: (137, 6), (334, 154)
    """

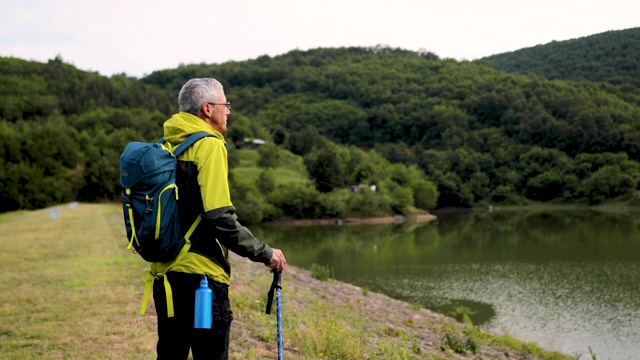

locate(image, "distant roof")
(242, 138), (266, 145)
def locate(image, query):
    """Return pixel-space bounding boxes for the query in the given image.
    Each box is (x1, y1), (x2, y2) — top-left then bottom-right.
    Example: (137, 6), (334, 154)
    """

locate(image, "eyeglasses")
(206, 102), (232, 110)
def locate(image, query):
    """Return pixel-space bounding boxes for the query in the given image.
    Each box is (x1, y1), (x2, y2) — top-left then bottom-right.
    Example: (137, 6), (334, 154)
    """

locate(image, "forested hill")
(481, 27), (640, 88)
(0, 56), (176, 212)
(0, 56), (174, 120)
(3, 42), (640, 214)
(143, 45), (640, 152)
(142, 46), (640, 207)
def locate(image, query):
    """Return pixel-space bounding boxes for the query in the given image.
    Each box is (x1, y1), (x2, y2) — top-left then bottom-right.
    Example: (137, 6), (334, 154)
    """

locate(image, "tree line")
(2, 34), (640, 216)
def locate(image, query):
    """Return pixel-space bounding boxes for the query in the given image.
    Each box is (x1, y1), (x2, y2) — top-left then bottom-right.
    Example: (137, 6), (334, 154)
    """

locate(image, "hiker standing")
(152, 78), (287, 359)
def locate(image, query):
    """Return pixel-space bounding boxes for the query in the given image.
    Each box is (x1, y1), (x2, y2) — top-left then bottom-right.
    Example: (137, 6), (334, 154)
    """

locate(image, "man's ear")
(201, 103), (211, 117)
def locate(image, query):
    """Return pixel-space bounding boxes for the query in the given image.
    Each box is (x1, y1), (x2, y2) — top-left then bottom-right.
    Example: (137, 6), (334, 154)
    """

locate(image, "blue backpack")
(119, 132), (214, 263)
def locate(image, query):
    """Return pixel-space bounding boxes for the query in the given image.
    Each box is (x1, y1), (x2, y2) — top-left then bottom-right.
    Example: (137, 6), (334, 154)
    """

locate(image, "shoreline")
(260, 212), (438, 226)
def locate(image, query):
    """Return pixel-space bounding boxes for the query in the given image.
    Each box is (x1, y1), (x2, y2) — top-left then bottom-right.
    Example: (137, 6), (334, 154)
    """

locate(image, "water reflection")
(256, 208), (640, 359)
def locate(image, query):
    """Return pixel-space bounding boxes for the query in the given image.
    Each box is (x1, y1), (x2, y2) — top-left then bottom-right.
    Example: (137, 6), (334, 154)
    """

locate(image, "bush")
(266, 183), (326, 219)
(345, 187), (391, 218)
(257, 168), (276, 194)
(235, 196), (265, 225)
(318, 189), (349, 218)
(580, 165), (637, 204)
(231, 181), (264, 224)
(490, 185), (520, 204)
(442, 332), (466, 354)
(257, 143), (281, 169)
(305, 146), (347, 193)
(231, 179), (283, 224)
(310, 263), (331, 281)
(378, 180), (414, 214)
(410, 179), (439, 210)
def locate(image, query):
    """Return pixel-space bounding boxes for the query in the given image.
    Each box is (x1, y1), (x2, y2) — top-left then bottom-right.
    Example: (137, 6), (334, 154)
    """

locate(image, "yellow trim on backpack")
(125, 188), (139, 250)
(155, 184), (178, 239)
(139, 216), (201, 317)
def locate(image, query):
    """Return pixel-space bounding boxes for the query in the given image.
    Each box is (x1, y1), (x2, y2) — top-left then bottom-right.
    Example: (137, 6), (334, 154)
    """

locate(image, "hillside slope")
(481, 27), (640, 88)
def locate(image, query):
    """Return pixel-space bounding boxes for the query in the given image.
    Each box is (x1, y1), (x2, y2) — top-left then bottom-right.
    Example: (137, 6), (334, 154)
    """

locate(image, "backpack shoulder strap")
(172, 132), (218, 158)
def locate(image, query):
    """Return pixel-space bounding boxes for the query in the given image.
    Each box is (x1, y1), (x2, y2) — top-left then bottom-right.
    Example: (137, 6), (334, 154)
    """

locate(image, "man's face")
(206, 91), (230, 133)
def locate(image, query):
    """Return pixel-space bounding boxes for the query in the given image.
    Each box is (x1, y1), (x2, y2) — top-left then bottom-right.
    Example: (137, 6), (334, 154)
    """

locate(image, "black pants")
(153, 272), (233, 360)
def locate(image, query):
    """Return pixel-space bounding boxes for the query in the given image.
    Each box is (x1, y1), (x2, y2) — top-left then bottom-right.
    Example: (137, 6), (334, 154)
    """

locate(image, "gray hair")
(178, 78), (224, 115)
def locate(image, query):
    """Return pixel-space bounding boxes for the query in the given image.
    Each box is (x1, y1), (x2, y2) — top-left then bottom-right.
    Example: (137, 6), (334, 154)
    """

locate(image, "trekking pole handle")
(273, 270), (282, 288)
(265, 270), (282, 314)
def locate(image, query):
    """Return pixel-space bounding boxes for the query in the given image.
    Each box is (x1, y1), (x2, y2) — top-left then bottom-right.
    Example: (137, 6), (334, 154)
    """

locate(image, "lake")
(255, 207), (640, 360)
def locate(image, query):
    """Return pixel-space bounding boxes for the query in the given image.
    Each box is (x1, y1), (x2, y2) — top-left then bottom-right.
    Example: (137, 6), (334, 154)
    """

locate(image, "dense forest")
(2, 27), (640, 220)
(482, 27), (640, 88)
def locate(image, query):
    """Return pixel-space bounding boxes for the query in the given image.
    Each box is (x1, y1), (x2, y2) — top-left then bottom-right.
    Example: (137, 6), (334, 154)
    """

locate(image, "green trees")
(0, 116), (82, 211)
(483, 27), (640, 88)
(0, 57), (170, 211)
(4, 34), (640, 213)
(257, 143), (281, 169)
(305, 146), (346, 193)
(579, 161), (640, 204)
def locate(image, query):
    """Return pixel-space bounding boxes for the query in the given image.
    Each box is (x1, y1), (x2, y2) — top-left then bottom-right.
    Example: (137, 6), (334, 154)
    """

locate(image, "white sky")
(1, 0), (638, 78)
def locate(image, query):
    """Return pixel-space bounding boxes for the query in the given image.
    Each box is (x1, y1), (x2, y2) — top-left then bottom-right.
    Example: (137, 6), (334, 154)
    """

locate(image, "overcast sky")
(1, 0), (638, 78)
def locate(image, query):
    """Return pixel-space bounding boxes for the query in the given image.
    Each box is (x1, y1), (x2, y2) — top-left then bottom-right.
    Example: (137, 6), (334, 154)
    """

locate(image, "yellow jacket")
(140, 112), (272, 317)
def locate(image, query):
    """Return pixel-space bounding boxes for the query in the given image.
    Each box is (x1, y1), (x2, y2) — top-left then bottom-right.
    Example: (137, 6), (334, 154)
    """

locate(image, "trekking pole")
(265, 270), (283, 359)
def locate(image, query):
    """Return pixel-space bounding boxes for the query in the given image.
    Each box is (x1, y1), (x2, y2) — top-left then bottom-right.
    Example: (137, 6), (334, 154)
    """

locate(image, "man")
(151, 78), (287, 359)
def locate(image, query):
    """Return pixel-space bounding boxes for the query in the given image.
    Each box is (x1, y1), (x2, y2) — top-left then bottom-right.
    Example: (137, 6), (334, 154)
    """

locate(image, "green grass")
(0, 210), (24, 222)
(237, 148), (260, 167)
(0, 203), (155, 359)
(233, 149), (308, 185)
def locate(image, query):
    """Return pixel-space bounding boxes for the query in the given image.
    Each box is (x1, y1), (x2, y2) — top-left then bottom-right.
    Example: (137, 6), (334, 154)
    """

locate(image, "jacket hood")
(163, 112), (225, 145)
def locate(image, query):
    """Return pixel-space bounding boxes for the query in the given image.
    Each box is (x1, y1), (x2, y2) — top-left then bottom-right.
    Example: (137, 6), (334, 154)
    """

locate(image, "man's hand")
(268, 248), (287, 273)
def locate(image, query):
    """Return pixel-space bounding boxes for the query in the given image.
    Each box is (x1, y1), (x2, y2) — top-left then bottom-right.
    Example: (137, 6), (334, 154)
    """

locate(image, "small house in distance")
(237, 138), (266, 150)
(349, 184), (377, 193)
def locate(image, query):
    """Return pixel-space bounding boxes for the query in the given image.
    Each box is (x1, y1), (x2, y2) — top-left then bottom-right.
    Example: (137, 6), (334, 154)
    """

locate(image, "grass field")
(233, 149), (309, 186)
(0, 203), (156, 359)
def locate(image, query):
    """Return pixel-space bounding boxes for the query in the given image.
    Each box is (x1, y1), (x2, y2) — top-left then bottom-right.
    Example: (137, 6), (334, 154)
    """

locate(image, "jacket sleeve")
(196, 137), (273, 264)
(204, 206), (273, 265)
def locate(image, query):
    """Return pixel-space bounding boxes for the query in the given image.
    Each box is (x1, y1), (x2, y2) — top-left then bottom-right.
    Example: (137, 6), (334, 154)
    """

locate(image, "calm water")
(255, 208), (640, 359)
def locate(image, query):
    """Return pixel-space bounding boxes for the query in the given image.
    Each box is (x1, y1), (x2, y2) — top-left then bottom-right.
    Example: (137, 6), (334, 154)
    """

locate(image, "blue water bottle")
(194, 275), (213, 329)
